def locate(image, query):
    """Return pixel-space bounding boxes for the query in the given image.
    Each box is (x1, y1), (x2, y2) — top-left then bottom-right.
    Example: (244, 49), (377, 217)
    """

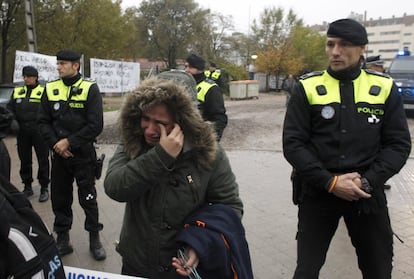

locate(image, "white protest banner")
(65, 266), (147, 279)
(13, 50), (59, 83)
(90, 58), (140, 93)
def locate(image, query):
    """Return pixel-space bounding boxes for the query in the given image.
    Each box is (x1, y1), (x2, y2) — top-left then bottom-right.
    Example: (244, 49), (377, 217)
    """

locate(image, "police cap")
(186, 54), (205, 70)
(365, 55), (385, 66)
(56, 49), (81, 61)
(327, 18), (368, 46)
(22, 66), (38, 77)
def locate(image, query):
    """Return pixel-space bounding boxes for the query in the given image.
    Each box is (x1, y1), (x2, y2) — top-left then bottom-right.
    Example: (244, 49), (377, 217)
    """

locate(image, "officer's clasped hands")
(53, 138), (74, 158)
(330, 172), (371, 201)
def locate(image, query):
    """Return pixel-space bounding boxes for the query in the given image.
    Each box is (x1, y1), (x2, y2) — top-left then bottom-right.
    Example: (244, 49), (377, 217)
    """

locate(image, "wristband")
(328, 175), (338, 193)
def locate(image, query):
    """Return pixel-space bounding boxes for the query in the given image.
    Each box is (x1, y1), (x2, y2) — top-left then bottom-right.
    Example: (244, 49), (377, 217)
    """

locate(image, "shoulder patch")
(300, 71), (324, 80)
(364, 69), (390, 79)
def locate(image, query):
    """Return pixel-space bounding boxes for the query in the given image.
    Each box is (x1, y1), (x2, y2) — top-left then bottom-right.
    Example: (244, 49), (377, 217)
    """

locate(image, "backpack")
(157, 70), (198, 104)
(0, 175), (66, 279)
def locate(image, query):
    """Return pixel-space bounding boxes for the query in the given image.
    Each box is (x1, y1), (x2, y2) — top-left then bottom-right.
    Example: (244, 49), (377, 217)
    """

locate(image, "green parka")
(104, 78), (243, 279)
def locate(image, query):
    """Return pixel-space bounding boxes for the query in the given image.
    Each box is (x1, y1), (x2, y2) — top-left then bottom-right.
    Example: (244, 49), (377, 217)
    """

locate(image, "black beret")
(366, 55), (384, 66)
(56, 49), (81, 61)
(22, 66), (38, 77)
(210, 62), (217, 68)
(186, 54), (205, 70)
(327, 18), (368, 46)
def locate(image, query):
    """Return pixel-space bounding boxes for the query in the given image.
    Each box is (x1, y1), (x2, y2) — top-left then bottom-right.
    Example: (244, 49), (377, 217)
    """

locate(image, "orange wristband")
(328, 175), (338, 193)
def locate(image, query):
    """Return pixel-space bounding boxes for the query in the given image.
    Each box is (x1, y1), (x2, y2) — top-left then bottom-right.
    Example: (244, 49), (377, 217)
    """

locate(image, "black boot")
(56, 231), (73, 256)
(89, 232), (106, 261)
(23, 183), (33, 197)
(38, 186), (49, 202)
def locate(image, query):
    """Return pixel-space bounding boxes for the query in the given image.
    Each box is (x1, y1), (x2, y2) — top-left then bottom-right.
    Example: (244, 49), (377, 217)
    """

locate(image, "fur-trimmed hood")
(119, 77), (218, 168)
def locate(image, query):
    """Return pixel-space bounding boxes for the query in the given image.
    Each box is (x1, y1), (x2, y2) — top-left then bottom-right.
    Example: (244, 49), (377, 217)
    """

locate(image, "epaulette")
(83, 77), (96, 82)
(364, 69), (391, 78)
(47, 78), (61, 83)
(299, 71), (324, 80)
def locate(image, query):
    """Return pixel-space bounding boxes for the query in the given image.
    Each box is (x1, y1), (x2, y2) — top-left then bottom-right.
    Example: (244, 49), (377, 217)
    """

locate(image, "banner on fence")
(13, 50), (59, 83)
(90, 58), (140, 93)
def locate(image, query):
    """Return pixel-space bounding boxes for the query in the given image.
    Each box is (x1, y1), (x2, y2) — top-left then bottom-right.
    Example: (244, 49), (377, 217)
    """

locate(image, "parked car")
(387, 55), (414, 112)
(0, 84), (14, 108)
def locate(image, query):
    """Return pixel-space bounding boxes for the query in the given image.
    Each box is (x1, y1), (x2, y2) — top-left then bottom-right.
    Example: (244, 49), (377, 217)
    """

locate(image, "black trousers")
(293, 193), (393, 279)
(51, 144), (102, 233)
(16, 126), (49, 188)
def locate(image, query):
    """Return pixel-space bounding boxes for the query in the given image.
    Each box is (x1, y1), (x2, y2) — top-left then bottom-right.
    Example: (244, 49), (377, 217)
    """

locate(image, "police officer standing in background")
(7, 66), (50, 202)
(283, 19), (411, 278)
(205, 62), (225, 90)
(37, 50), (106, 261)
(365, 55), (386, 73)
(185, 54), (227, 141)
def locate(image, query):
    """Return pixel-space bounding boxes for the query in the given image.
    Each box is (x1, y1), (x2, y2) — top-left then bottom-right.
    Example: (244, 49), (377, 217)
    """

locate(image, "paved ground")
(4, 93), (414, 278)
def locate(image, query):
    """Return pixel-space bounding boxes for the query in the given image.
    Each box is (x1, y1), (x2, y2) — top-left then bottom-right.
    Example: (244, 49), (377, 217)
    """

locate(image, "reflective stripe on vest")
(45, 79), (93, 102)
(197, 80), (217, 102)
(300, 70), (393, 105)
(13, 84), (44, 102)
(9, 228), (45, 279)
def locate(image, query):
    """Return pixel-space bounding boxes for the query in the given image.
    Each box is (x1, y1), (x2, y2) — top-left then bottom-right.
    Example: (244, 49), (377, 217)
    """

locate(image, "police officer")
(37, 50), (106, 261)
(365, 55), (386, 73)
(7, 66), (50, 202)
(185, 54), (227, 141)
(205, 62), (221, 80)
(283, 19), (411, 279)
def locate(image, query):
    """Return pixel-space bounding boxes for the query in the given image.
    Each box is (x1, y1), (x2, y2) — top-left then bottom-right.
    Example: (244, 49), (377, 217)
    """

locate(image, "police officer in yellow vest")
(185, 54), (227, 141)
(7, 66), (50, 202)
(37, 50), (106, 261)
(204, 61), (221, 83)
(283, 19), (411, 279)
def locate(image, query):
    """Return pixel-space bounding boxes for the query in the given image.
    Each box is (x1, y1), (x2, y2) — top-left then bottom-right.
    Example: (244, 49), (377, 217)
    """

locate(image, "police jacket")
(7, 83), (44, 127)
(176, 203), (253, 279)
(37, 73), (103, 150)
(104, 79), (242, 279)
(283, 65), (411, 192)
(194, 73), (227, 140)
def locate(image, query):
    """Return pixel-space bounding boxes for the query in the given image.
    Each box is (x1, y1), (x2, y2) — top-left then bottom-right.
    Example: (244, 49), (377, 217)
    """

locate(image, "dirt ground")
(99, 93), (414, 154)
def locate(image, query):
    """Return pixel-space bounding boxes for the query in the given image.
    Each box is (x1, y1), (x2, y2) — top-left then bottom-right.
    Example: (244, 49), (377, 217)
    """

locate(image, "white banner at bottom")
(64, 266), (147, 279)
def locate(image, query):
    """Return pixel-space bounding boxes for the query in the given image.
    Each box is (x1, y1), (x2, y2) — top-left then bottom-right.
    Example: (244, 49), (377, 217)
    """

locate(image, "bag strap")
(0, 174), (32, 210)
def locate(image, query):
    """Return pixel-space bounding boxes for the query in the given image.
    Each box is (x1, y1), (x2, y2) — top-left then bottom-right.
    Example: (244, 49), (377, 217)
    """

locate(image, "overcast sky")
(120, 0), (414, 33)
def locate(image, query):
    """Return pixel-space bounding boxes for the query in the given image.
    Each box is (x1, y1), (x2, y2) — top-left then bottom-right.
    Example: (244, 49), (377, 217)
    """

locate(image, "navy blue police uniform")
(283, 19), (411, 279)
(37, 50), (105, 260)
